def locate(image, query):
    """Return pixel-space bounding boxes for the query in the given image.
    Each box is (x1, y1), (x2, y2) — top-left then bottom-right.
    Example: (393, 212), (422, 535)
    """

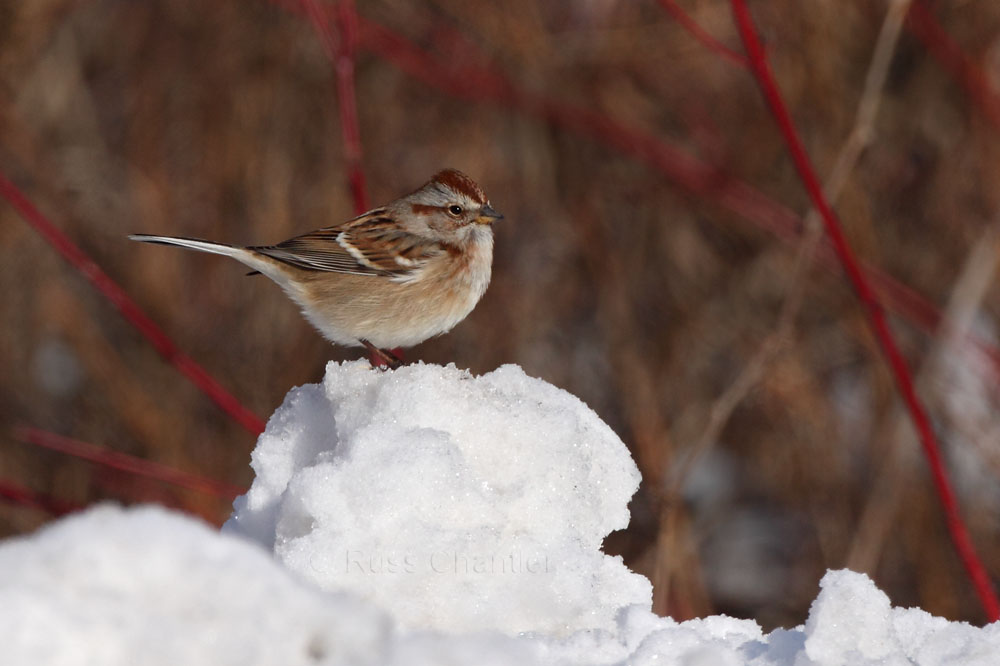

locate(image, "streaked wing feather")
(250, 216), (442, 277)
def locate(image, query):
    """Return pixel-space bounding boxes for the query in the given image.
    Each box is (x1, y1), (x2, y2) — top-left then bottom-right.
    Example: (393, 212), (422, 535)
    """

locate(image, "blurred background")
(3, 0), (1000, 629)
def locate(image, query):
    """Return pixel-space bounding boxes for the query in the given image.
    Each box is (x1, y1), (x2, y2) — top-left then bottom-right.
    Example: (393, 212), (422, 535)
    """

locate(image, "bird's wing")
(251, 213), (446, 278)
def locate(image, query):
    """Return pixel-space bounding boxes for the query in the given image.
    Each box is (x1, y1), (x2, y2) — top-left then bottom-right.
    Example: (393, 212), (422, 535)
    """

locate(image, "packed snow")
(0, 361), (997, 665)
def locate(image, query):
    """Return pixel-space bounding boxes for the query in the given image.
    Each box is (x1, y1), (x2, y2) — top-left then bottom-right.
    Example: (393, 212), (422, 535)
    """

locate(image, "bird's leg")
(361, 340), (404, 370)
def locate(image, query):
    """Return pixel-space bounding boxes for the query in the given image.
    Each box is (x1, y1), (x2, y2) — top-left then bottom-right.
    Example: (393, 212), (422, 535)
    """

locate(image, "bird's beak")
(476, 204), (504, 225)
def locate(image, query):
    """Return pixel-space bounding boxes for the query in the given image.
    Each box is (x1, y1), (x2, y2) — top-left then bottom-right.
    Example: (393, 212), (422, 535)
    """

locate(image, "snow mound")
(224, 360), (650, 635)
(799, 570), (1000, 666)
(0, 504), (389, 666)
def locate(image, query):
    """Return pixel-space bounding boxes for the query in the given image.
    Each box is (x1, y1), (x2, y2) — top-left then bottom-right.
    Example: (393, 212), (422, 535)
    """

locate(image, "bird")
(130, 169), (502, 368)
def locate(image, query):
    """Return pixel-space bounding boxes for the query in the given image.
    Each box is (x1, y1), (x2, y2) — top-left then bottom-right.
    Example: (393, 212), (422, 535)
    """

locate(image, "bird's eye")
(447, 205), (463, 217)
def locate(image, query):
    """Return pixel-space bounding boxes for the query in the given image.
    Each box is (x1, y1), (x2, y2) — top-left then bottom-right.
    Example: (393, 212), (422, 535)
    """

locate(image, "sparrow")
(130, 169), (502, 368)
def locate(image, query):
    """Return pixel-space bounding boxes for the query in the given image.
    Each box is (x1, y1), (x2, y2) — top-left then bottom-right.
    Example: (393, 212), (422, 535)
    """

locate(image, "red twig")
(0, 478), (81, 516)
(906, 2), (1000, 130)
(731, 0), (1000, 622)
(657, 0), (749, 68)
(0, 171), (266, 436)
(300, 0), (369, 214)
(14, 426), (246, 499)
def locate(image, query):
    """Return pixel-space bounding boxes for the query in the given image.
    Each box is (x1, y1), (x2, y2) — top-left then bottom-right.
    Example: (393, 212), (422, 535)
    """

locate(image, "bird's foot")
(361, 340), (404, 370)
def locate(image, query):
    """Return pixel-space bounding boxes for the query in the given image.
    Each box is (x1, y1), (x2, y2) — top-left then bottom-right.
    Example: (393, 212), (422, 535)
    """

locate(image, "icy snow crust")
(1, 362), (997, 665)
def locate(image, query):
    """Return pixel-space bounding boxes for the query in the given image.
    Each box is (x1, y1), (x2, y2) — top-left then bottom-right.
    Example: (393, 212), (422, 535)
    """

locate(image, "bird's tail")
(128, 234), (245, 258)
(128, 234), (284, 282)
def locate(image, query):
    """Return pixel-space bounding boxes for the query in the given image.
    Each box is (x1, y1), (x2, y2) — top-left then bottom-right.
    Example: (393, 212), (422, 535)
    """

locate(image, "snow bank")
(1, 506), (996, 665)
(1, 361), (997, 665)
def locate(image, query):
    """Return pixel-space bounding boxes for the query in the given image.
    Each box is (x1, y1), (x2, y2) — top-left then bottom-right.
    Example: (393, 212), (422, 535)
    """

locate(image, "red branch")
(0, 478), (81, 516)
(14, 426), (246, 499)
(731, 0), (1000, 622)
(297, 0), (392, 368)
(0, 171), (266, 436)
(906, 2), (1000, 130)
(300, 0), (369, 214)
(657, 0), (749, 68)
